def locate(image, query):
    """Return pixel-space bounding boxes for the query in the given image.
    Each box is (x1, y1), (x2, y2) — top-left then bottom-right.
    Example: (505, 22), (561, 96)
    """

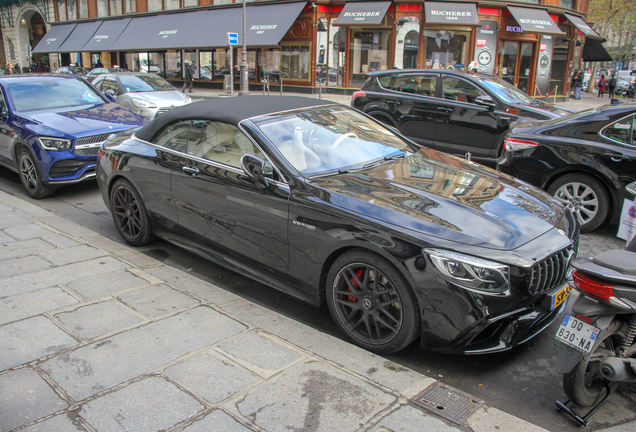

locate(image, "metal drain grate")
(411, 382), (484, 425)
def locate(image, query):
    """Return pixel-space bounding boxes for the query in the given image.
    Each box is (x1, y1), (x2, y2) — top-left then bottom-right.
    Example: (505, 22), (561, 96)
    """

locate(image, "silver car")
(92, 72), (191, 119)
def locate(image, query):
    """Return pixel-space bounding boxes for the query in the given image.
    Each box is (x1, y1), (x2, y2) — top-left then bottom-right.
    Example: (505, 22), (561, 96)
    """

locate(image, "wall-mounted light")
(20, 16), (26, 25)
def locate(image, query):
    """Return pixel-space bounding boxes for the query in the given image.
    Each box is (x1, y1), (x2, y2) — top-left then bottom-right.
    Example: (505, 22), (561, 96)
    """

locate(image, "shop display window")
(350, 27), (392, 87)
(281, 43), (311, 81)
(395, 18), (420, 70)
(328, 19), (346, 86)
(423, 29), (470, 70)
(164, 51), (180, 78)
(550, 30), (571, 95)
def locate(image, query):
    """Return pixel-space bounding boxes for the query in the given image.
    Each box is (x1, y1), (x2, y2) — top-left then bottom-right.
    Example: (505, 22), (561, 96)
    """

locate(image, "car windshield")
(256, 106), (414, 176)
(477, 76), (536, 104)
(119, 75), (174, 92)
(7, 78), (105, 112)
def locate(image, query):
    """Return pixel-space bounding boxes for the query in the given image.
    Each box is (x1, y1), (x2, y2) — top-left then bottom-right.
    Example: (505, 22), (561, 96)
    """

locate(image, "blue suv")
(0, 74), (148, 198)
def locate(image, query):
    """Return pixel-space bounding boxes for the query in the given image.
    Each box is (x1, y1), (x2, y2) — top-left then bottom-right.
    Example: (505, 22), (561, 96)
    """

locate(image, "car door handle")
(437, 107), (453, 113)
(182, 165), (199, 176)
(604, 153), (630, 162)
(387, 100), (402, 107)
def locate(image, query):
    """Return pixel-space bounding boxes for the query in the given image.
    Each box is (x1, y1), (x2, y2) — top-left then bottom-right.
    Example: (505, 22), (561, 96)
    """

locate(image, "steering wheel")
(331, 132), (359, 149)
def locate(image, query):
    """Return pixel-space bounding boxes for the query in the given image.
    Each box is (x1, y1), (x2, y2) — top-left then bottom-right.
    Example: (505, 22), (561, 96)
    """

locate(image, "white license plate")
(555, 314), (600, 355)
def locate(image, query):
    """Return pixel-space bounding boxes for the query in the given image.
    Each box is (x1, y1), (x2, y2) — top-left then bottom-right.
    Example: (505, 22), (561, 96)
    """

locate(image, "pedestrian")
(37, 61), (44, 73)
(96, 59), (104, 68)
(597, 74), (606, 98)
(571, 69), (583, 100)
(182, 60), (194, 93)
(14, 63), (20, 74)
(6, 63), (12, 75)
(608, 74), (617, 99)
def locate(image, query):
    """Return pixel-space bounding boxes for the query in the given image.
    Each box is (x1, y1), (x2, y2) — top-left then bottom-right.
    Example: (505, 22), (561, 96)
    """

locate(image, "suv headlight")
(132, 98), (157, 109)
(36, 136), (71, 151)
(424, 248), (510, 294)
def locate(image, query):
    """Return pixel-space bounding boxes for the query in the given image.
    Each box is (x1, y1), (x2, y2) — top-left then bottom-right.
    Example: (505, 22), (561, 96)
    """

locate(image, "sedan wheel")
(326, 250), (420, 354)
(18, 149), (54, 199)
(110, 179), (154, 246)
(547, 174), (609, 233)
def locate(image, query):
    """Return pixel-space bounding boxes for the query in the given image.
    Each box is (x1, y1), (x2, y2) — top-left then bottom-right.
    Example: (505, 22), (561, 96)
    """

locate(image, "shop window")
(165, 51), (180, 78)
(549, 29), (571, 96)
(395, 18), (420, 70)
(147, 0), (162, 12)
(79, 0), (88, 18)
(423, 29), (470, 70)
(280, 43), (310, 81)
(97, 0), (108, 17)
(124, 53), (139, 71)
(110, 0), (122, 15)
(57, 0), (67, 21)
(328, 20), (346, 86)
(350, 23), (393, 88)
(139, 53), (164, 76)
(262, 49), (281, 82)
(199, 51), (214, 80)
(165, 0), (179, 10)
(125, 0), (135, 13)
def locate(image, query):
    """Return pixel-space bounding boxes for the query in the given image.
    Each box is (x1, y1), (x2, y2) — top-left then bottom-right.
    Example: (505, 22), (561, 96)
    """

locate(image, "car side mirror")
(104, 89), (116, 102)
(475, 95), (496, 110)
(241, 153), (267, 189)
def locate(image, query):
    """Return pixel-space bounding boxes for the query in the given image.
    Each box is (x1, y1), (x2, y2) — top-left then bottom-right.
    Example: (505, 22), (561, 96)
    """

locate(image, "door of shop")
(498, 41), (534, 94)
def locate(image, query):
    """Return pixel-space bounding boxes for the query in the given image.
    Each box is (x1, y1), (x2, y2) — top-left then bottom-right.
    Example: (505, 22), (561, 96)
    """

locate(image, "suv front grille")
(76, 134), (110, 146)
(75, 146), (100, 156)
(74, 133), (113, 156)
(527, 247), (574, 295)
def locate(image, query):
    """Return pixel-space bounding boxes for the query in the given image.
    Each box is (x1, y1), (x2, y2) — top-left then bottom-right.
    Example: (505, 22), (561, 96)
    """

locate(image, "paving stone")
(3, 223), (54, 240)
(237, 360), (396, 432)
(0, 230), (15, 243)
(66, 270), (150, 299)
(41, 307), (246, 401)
(81, 234), (162, 268)
(118, 284), (200, 319)
(0, 238), (55, 262)
(0, 211), (34, 229)
(40, 245), (107, 266)
(165, 350), (260, 404)
(219, 331), (303, 373)
(36, 215), (95, 238)
(0, 202), (12, 212)
(0, 287), (78, 326)
(19, 413), (87, 432)
(44, 234), (82, 248)
(0, 257), (129, 298)
(144, 265), (243, 305)
(79, 376), (204, 432)
(369, 404), (457, 432)
(468, 406), (548, 432)
(0, 255), (52, 278)
(0, 368), (69, 431)
(182, 410), (254, 432)
(55, 300), (145, 340)
(0, 316), (78, 371)
(0, 196), (52, 218)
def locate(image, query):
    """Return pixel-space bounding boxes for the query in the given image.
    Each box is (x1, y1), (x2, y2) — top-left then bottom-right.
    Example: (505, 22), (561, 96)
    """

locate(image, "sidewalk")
(0, 193), (549, 431)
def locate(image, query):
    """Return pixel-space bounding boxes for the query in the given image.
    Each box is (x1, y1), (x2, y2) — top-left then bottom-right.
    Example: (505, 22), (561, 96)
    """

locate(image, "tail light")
(351, 91), (366, 100)
(503, 136), (539, 152)
(572, 270), (615, 303)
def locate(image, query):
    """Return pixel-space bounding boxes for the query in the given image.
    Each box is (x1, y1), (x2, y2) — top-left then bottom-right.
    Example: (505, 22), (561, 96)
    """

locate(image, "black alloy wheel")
(18, 148), (54, 199)
(326, 250), (420, 354)
(110, 178), (153, 246)
(547, 173), (609, 233)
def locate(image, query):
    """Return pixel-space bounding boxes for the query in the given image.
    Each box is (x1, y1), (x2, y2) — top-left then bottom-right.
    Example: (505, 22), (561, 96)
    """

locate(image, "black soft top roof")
(135, 96), (335, 142)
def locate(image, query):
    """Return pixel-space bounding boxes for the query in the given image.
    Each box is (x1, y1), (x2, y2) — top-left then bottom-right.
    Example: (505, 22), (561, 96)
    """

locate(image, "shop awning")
(107, 14), (189, 51)
(32, 23), (77, 53)
(564, 13), (603, 40)
(424, 2), (479, 26)
(507, 6), (565, 35)
(57, 21), (102, 53)
(333, 1), (391, 26)
(583, 38), (613, 62)
(82, 18), (132, 51)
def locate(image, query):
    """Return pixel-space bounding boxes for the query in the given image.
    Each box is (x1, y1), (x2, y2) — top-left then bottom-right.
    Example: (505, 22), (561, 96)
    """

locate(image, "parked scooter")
(554, 239), (636, 426)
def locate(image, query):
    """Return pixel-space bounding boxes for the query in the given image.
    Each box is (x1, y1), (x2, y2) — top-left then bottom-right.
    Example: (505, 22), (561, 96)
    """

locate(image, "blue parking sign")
(227, 32), (238, 45)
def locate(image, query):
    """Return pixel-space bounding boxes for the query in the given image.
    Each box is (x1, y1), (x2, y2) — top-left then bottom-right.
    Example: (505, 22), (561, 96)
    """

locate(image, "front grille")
(76, 134), (110, 146)
(49, 160), (91, 178)
(75, 146), (100, 156)
(527, 247), (574, 295)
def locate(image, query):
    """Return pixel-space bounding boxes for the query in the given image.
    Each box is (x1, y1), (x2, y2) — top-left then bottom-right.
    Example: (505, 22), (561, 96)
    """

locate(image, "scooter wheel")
(563, 320), (624, 407)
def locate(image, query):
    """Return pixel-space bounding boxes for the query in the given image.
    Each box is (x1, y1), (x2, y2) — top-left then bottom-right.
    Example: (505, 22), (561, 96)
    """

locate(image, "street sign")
(227, 32), (238, 45)
(25, 44), (32, 59)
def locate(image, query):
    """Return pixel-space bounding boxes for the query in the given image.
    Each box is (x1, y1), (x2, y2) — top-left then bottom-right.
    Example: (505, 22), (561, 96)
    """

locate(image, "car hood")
(127, 91), (188, 107)
(21, 103), (147, 138)
(307, 149), (565, 250)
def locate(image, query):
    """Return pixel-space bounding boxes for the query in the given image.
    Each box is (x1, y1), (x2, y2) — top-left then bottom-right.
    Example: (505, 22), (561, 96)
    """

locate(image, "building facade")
(1, 0), (610, 96)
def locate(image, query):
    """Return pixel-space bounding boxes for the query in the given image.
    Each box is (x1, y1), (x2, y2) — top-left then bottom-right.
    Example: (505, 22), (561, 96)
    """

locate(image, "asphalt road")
(0, 168), (634, 432)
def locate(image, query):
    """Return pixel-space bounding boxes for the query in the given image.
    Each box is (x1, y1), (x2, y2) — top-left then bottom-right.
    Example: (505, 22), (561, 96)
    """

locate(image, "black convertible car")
(497, 103), (636, 233)
(97, 96), (578, 355)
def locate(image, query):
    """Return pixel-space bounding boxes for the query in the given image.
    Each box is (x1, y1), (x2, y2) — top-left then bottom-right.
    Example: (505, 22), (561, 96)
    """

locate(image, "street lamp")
(239, 0), (249, 95)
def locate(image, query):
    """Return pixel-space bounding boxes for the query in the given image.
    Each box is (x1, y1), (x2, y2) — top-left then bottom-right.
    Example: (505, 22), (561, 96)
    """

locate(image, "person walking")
(608, 74), (617, 99)
(6, 63), (12, 75)
(571, 69), (583, 99)
(182, 60), (194, 93)
(597, 74), (606, 98)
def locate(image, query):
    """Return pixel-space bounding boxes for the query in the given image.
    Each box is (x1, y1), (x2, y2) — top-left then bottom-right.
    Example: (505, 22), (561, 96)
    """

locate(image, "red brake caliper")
(348, 269), (364, 303)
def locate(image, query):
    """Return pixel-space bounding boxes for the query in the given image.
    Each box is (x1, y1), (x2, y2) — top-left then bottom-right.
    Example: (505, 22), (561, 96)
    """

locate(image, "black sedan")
(352, 70), (574, 160)
(97, 96), (578, 355)
(497, 103), (636, 233)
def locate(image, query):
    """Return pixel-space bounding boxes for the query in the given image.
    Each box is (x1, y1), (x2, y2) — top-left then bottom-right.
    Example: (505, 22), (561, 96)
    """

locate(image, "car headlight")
(627, 181), (636, 195)
(132, 98), (157, 109)
(424, 248), (510, 294)
(185, 96), (192, 104)
(36, 136), (71, 151)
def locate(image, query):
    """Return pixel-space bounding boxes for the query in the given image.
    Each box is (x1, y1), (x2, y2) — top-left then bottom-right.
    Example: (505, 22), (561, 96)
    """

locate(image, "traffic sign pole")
(227, 32), (238, 96)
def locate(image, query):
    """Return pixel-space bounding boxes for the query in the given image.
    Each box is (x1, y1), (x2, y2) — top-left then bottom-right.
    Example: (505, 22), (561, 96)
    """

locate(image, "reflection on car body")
(97, 96), (579, 355)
